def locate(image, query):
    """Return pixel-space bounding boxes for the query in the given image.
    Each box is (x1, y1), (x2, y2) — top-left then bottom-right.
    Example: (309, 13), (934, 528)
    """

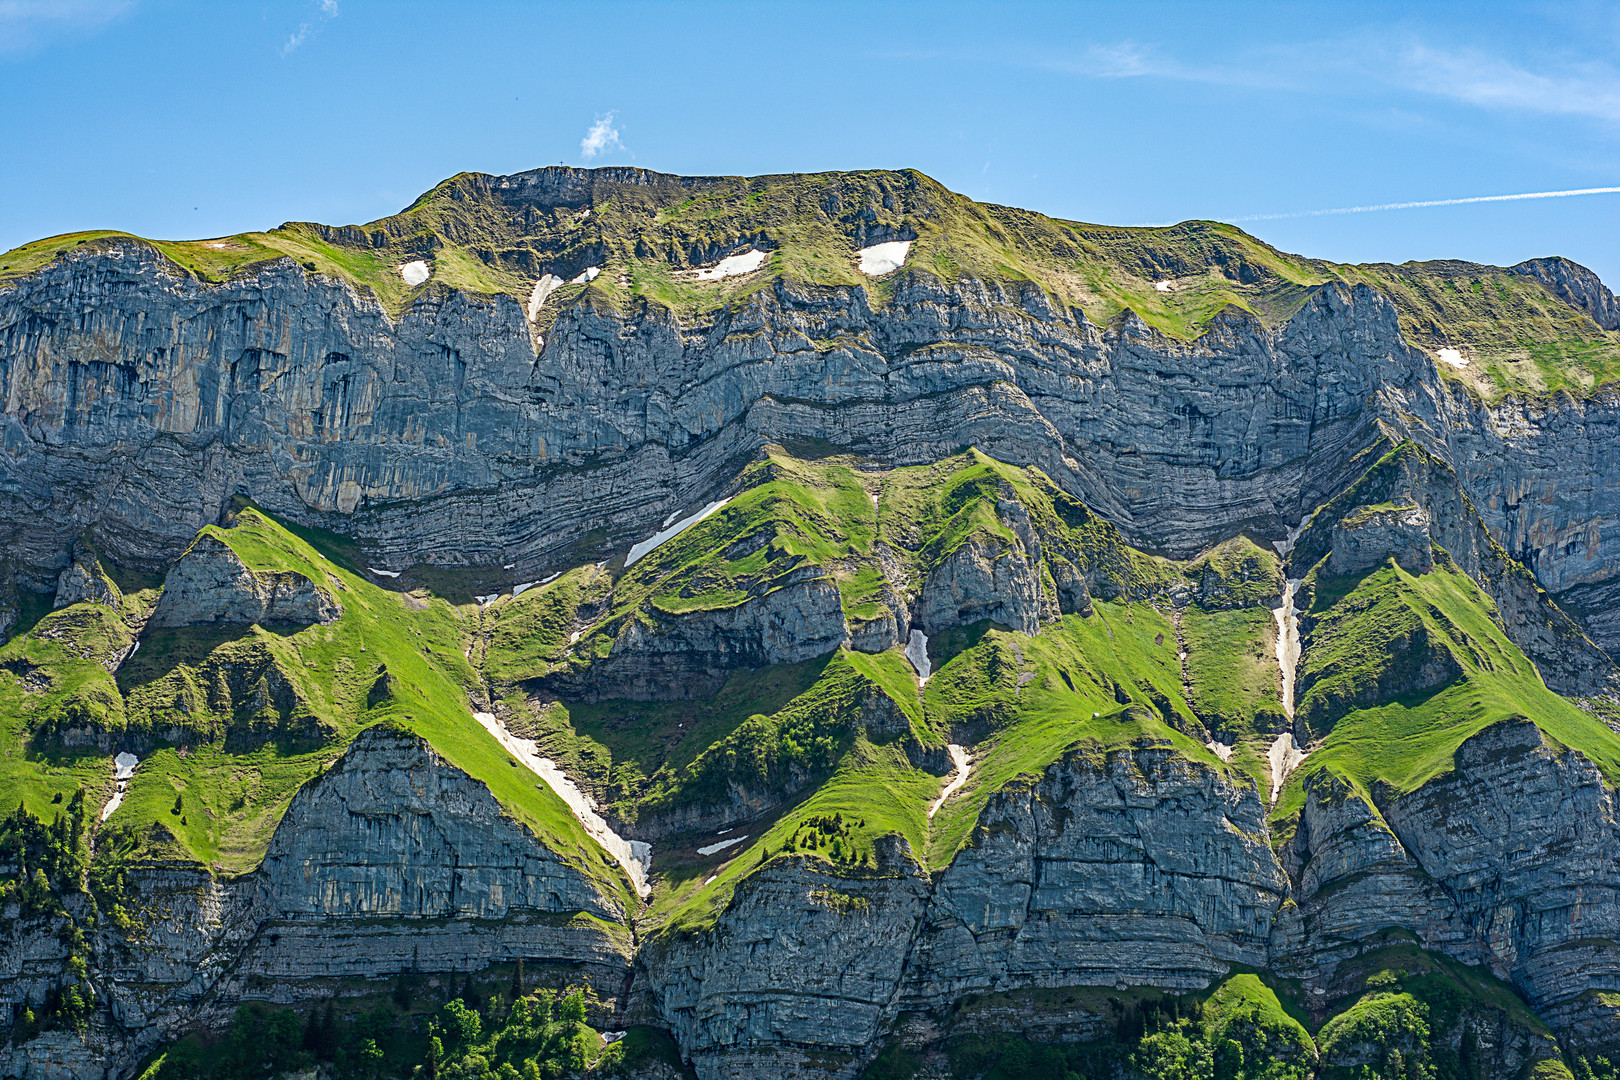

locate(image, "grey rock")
(1328, 503), (1434, 576)
(571, 569), (849, 700)
(0, 725), (634, 1077)
(912, 534), (1044, 637)
(1512, 257), (1620, 330)
(1283, 719), (1620, 1047)
(149, 533), (341, 628)
(52, 549), (121, 610)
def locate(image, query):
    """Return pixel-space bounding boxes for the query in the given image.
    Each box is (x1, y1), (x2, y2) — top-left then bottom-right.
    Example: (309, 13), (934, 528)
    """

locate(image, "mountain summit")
(2, 167), (1620, 1080)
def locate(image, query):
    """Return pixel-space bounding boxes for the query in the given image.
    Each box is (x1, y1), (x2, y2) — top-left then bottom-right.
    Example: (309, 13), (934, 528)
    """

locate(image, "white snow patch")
(569, 266), (601, 285)
(101, 752), (139, 821)
(601, 1032), (626, 1046)
(1154, 280), (1174, 293)
(1273, 578), (1303, 719)
(1437, 346), (1469, 368)
(680, 249), (768, 281)
(1268, 732), (1307, 804)
(512, 581), (541, 597)
(703, 874), (718, 885)
(476, 594), (500, 606)
(400, 260), (430, 287)
(367, 567), (401, 579)
(697, 834), (748, 856)
(906, 629), (932, 683)
(473, 711), (651, 896)
(1205, 740), (1234, 763)
(528, 274), (564, 321)
(625, 498), (731, 567)
(569, 629), (584, 644)
(928, 744), (971, 819)
(858, 240), (912, 276)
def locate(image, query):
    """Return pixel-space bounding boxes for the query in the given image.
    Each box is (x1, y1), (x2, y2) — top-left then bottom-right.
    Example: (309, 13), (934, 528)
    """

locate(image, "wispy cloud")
(0, 0), (132, 54)
(1233, 185), (1620, 223)
(580, 112), (624, 160)
(281, 0), (337, 57)
(1390, 44), (1620, 124)
(1035, 35), (1620, 124)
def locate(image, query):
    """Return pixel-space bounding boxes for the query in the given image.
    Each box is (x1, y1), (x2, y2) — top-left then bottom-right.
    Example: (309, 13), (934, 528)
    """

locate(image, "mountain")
(1, 166), (1619, 1080)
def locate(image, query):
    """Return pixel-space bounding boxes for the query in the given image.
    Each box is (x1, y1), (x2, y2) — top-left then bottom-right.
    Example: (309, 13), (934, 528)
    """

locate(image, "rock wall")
(149, 533), (341, 628)
(0, 246), (1433, 580)
(1279, 720), (1620, 1047)
(0, 726), (634, 1079)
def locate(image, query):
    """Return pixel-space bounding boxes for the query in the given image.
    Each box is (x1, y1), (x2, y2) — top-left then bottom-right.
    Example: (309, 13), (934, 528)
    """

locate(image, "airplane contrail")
(1231, 185), (1620, 223)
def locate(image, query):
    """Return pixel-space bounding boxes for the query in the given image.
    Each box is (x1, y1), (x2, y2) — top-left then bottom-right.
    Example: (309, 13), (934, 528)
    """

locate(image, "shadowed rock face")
(149, 534), (341, 628)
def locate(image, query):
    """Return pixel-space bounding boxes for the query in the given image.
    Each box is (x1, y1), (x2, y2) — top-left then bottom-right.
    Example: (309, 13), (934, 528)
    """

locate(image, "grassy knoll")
(0, 508), (634, 900)
(1274, 557), (1620, 824)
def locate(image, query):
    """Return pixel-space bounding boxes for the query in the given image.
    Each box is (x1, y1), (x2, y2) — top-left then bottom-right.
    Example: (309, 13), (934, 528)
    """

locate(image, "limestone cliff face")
(0, 726), (634, 1078)
(641, 742), (1288, 1080)
(1279, 720), (1620, 1048)
(0, 247), (1413, 582)
(564, 570), (850, 701)
(8, 235), (1620, 671)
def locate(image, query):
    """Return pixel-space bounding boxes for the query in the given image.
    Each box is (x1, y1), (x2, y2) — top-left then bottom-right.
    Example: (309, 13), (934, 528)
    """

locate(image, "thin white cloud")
(1035, 36), (1620, 125)
(1233, 185), (1620, 223)
(580, 112), (624, 160)
(0, 0), (132, 53)
(281, 0), (337, 56)
(1391, 44), (1620, 124)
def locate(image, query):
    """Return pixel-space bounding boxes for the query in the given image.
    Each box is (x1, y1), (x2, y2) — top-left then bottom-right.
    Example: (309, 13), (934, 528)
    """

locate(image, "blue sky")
(3, 0), (1619, 286)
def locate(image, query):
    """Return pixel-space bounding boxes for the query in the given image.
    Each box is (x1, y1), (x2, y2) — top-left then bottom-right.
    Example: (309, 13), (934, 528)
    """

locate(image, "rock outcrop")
(1279, 719), (1620, 1047)
(912, 534), (1045, 637)
(1512, 256), (1620, 331)
(52, 550), (122, 611)
(0, 726), (635, 1077)
(149, 533), (341, 628)
(1329, 504), (1434, 576)
(571, 570), (849, 700)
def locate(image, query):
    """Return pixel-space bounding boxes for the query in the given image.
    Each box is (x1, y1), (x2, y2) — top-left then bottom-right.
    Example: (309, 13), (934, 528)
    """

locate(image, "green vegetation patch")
(1274, 558), (1620, 823)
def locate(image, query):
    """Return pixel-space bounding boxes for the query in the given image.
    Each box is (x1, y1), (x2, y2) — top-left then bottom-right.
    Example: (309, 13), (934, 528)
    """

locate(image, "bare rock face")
(149, 533), (341, 628)
(572, 570), (849, 701)
(52, 549), (121, 610)
(13, 725), (635, 1076)
(912, 534), (1044, 637)
(1329, 504), (1434, 576)
(644, 740), (1289, 1080)
(904, 740), (1286, 1004)
(1281, 719), (1620, 1048)
(649, 843), (933, 1080)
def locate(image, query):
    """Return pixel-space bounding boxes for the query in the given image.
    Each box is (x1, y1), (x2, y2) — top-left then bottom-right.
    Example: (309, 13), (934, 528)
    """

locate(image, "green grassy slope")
(1273, 554), (1620, 824)
(5, 168), (1612, 400)
(0, 507), (633, 902)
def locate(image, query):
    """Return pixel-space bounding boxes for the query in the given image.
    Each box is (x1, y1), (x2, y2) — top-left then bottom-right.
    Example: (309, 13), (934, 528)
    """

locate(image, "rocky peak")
(149, 532), (341, 628)
(1512, 256), (1620, 330)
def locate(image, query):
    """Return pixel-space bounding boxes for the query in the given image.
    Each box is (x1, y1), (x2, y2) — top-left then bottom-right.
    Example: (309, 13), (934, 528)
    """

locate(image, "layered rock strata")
(0, 726), (634, 1078)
